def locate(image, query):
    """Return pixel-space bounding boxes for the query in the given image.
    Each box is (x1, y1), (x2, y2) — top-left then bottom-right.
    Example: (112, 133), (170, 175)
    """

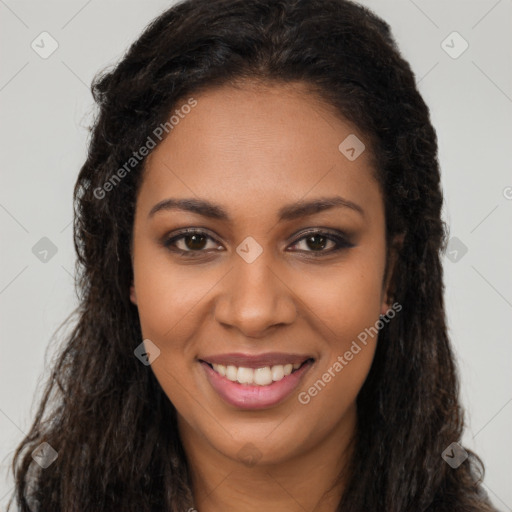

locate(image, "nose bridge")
(215, 243), (296, 336)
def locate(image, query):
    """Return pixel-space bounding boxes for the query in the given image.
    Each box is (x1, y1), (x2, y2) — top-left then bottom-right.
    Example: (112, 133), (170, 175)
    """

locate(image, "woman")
(9, 0), (499, 510)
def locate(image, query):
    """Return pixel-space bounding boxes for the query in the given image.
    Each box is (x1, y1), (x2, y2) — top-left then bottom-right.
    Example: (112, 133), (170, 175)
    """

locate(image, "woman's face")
(130, 82), (394, 467)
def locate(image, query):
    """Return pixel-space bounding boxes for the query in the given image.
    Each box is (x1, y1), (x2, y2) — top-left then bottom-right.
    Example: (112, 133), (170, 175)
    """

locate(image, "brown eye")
(163, 230), (222, 256)
(304, 234), (330, 251)
(182, 233), (208, 250)
(289, 230), (354, 256)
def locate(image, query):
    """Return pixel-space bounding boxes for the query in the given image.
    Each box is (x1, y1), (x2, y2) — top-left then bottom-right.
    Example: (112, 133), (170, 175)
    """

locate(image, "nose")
(213, 250), (297, 338)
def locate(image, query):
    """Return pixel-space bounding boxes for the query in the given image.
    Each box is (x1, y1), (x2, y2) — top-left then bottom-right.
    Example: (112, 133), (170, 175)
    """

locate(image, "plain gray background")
(1, 0), (511, 509)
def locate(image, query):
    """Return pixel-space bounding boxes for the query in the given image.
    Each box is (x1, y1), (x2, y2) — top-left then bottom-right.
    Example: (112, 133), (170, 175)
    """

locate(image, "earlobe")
(380, 296), (392, 316)
(130, 284), (137, 305)
(380, 286), (395, 316)
(380, 293), (393, 316)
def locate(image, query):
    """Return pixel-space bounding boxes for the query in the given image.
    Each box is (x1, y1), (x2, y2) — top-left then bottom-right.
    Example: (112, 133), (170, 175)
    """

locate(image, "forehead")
(138, 82), (382, 223)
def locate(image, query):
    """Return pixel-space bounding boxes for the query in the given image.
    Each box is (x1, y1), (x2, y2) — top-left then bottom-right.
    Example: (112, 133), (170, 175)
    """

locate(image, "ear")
(380, 233), (404, 315)
(130, 283), (137, 305)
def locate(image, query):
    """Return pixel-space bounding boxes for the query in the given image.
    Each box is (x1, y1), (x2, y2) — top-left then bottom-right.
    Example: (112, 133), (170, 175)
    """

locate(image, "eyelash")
(162, 228), (354, 258)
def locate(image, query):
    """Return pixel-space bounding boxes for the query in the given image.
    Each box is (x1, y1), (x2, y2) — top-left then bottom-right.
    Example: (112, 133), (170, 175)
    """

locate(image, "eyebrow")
(148, 195), (364, 221)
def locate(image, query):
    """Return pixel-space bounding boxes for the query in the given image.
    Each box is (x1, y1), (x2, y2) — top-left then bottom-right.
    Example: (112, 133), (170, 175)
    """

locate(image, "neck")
(178, 404), (357, 512)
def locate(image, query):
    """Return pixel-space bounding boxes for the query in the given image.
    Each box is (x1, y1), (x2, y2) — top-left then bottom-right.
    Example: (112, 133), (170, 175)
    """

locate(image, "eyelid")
(288, 227), (352, 244)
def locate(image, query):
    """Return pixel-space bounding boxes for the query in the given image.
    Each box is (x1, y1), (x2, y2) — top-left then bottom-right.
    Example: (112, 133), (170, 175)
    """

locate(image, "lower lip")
(200, 360), (313, 410)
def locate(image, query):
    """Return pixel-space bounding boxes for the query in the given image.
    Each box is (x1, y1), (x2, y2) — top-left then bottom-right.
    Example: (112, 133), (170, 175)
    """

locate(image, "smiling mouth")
(200, 358), (314, 387)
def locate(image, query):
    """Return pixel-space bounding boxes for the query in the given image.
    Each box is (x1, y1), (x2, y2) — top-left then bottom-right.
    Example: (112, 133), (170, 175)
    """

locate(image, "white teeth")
(253, 367), (273, 386)
(211, 361), (307, 386)
(271, 365), (284, 381)
(226, 365), (238, 381)
(236, 367), (253, 384)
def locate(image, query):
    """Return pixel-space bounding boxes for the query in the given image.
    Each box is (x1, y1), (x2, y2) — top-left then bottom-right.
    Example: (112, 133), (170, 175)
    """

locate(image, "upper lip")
(199, 352), (314, 369)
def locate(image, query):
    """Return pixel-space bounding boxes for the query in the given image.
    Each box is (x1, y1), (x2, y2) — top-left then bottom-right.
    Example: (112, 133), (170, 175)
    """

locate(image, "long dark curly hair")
(8, 0), (498, 510)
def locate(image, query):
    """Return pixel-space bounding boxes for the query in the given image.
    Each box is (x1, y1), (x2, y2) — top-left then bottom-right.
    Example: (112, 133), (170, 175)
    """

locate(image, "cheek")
(132, 255), (213, 409)
(290, 256), (384, 411)
(132, 239), (216, 341)
(135, 272), (206, 336)
(131, 243), (236, 408)
(292, 253), (385, 340)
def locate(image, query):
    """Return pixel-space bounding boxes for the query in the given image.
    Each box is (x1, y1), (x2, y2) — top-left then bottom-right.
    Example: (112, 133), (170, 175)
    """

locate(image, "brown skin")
(130, 81), (398, 512)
